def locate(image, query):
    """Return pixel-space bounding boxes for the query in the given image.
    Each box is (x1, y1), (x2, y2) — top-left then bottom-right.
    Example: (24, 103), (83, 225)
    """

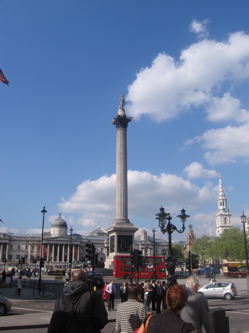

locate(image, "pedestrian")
(48, 270), (107, 333)
(146, 284), (195, 333)
(106, 279), (116, 311)
(140, 282), (145, 303)
(120, 282), (127, 302)
(181, 275), (215, 333)
(155, 280), (162, 313)
(102, 282), (108, 307)
(16, 276), (22, 295)
(144, 279), (153, 313)
(161, 280), (167, 310)
(2, 270), (7, 283)
(150, 280), (157, 311)
(115, 284), (146, 333)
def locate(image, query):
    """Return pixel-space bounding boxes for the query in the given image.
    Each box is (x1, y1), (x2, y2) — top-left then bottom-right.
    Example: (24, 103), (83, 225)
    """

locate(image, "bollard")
(209, 307), (229, 333)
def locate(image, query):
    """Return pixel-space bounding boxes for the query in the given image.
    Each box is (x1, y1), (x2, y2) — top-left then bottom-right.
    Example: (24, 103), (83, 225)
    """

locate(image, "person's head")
(186, 275), (200, 292)
(166, 284), (188, 313)
(127, 284), (142, 301)
(72, 270), (86, 282)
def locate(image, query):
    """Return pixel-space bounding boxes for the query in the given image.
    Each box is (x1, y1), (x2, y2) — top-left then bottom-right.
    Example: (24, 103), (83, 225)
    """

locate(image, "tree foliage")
(192, 228), (249, 262)
(191, 235), (213, 262)
(211, 228), (246, 261)
(172, 244), (184, 262)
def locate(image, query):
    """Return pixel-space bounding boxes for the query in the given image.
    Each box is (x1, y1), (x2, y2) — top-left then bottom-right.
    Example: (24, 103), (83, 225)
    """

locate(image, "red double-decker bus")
(113, 255), (166, 279)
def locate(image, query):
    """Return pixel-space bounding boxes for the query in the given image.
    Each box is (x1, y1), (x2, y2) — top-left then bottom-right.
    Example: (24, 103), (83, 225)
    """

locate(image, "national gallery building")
(0, 213), (170, 269)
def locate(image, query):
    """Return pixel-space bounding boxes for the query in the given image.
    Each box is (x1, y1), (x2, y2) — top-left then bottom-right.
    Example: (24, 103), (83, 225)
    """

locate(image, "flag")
(0, 219), (5, 223)
(0, 69), (9, 86)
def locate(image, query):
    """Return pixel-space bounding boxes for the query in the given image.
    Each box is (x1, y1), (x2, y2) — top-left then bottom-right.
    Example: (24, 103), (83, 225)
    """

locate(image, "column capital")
(112, 114), (132, 129)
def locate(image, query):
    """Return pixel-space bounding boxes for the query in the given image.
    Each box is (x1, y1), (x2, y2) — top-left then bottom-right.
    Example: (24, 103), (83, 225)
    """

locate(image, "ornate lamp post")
(38, 206), (47, 294)
(156, 207), (189, 287)
(241, 212), (249, 292)
(69, 226), (73, 281)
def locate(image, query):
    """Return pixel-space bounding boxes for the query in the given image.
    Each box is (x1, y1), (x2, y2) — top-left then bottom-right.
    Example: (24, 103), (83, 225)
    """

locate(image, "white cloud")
(191, 212), (216, 237)
(200, 123), (249, 165)
(24, 228), (50, 235)
(189, 19), (210, 39)
(184, 162), (219, 179)
(0, 227), (19, 234)
(206, 93), (249, 123)
(126, 31), (249, 122)
(58, 170), (217, 229)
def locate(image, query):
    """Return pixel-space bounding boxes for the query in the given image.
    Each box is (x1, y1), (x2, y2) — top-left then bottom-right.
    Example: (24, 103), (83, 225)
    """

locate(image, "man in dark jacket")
(48, 270), (108, 333)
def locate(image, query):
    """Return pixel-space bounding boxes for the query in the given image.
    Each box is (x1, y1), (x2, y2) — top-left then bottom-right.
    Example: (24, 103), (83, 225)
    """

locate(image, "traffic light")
(137, 250), (144, 267)
(191, 254), (199, 269)
(85, 243), (94, 264)
(131, 249), (135, 266)
(186, 258), (190, 270)
(134, 249), (139, 268)
(18, 259), (21, 265)
(40, 258), (45, 268)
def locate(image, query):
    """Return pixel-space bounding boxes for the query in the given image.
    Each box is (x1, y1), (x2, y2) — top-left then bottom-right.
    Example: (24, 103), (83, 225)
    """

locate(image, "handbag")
(134, 314), (153, 333)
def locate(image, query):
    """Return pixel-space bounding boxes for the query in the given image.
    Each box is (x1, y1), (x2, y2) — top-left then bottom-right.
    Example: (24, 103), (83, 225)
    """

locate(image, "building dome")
(51, 213), (68, 237)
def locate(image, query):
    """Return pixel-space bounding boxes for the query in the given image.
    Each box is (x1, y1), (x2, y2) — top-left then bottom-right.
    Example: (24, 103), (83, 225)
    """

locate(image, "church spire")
(216, 176), (232, 236)
(218, 175), (227, 212)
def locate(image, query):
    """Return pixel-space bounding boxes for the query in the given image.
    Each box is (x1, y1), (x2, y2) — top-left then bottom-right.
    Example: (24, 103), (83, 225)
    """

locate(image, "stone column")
(112, 99), (132, 224)
(52, 244), (55, 262)
(105, 96), (138, 268)
(62, 245), (65, 262)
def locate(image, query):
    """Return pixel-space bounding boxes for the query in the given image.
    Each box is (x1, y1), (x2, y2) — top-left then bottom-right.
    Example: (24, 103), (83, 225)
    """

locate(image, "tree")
(211, 228), (247, 261)
(172, 244), (184, 262)
(191, 235), (213, 264)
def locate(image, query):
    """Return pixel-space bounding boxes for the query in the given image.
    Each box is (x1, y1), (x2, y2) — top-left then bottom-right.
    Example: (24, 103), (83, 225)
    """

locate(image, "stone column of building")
(105, 95), (138, 269)
(52, 244), (54, 261)
(6, 243), (8, 261)
(28, 244), (31, 262)
(62, 245), (65, 262)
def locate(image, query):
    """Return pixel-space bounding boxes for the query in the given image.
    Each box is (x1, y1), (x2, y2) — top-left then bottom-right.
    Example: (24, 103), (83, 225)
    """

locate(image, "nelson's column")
(105, 95), (138, 268)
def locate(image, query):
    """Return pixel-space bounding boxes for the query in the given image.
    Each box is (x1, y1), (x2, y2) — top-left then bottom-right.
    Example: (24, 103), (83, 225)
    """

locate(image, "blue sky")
(1, 0), (249, 242)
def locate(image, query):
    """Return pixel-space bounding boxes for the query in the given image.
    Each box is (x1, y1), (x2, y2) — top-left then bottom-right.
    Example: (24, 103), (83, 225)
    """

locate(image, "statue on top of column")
(186, 224), (196, 245)
(119, 94), (126, 110)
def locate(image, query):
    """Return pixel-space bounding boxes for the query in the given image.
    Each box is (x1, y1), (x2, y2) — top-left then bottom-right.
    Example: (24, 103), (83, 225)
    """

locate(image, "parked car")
(198, 281), (237, 300)
(174, 271), (190, 279)
(85, 272), (104, 289)
(0, 295), (11, 316)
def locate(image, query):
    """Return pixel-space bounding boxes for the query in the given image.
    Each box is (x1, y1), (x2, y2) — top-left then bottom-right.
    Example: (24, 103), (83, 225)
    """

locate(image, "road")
(2, 275), (249, 333)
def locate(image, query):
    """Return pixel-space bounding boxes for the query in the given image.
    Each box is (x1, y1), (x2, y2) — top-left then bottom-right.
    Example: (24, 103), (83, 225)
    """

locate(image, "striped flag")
(0, 219), (5, 223)
(0, 69), (9, 85)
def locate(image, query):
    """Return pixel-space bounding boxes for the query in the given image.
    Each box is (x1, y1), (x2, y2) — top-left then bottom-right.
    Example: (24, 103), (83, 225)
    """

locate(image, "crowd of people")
(47, 272), (215, 333)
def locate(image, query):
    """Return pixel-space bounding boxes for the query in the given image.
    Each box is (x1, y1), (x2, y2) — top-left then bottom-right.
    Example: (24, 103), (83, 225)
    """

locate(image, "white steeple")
(216, 176), (232, 236)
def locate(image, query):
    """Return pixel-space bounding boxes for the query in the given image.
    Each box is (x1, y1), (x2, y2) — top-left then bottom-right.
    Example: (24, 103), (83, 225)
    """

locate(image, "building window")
(31, 245), (35, 251)
(18, 245), (20, 250)
(25, 245), (28, 250)
(10, 245), (13, 250)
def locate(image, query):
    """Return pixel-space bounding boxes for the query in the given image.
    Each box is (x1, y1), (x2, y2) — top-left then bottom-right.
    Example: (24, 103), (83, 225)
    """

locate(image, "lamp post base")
(166, 275), (178, 288)
(166, 256), (178, 288)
